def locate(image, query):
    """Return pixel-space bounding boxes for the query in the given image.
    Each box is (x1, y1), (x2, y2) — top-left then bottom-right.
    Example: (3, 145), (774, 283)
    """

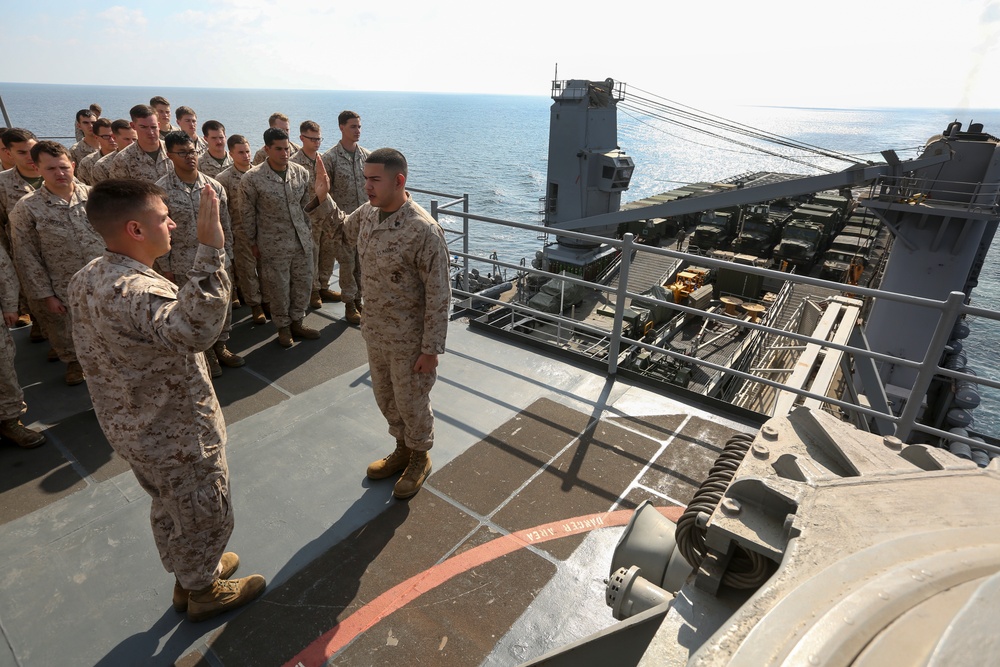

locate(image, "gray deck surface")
(0, 295), (754, 667)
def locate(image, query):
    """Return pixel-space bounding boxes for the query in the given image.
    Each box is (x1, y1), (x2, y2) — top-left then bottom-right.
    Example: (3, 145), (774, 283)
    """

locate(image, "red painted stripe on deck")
(282, 505), (684, 667)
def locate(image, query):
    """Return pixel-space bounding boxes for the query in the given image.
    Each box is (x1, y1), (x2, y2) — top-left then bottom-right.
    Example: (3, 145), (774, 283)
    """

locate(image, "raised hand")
(197, 185), (225, 249)
(314, 154), (331, 202)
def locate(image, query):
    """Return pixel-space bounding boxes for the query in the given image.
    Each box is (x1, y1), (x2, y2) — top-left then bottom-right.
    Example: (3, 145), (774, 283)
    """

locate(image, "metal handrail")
(418, 186), (999, 451)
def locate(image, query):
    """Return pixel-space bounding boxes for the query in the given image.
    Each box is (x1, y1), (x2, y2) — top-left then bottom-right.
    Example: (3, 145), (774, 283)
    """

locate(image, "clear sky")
(4, 0), (999, 109)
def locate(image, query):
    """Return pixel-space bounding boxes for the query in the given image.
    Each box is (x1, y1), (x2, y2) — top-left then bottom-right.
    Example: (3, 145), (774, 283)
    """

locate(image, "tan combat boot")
(204, 348), (223, 378)
(173, 551), (240, 612)
(213, 341), (245, 368)
(319, 288), (341, 302)
(366, 440), (409, 480)
(0, 418), (45, 448)
(393, 450), (432, 499)
(290, 320), (320, 340)
(251, 304), (266, 325)
(65, 360), (85, 386)
(276, 326), (293, 348)
(309, 290), (322, 309)
(186, 574), (266, 622)
(344, 302), (361, 326)
(354, 299), (363, 313)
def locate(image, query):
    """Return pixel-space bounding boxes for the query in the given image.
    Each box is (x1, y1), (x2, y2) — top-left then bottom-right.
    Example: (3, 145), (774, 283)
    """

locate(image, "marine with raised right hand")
(69, 179), (266, 622)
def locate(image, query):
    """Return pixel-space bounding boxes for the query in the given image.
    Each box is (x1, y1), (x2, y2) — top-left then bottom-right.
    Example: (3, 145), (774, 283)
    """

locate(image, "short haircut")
(263, 128), (288, 146)
(86, 179), (167, 238)
(93, 118), (113, 134)
(149, 96), (170, 107)
(89, 103), (103, 116)
(300, 120), (320, 134)
(202, 119), (225, 136)
(338, 110), (360, 126)
(129, 104), (155, 120)
(30, 140), (71, 164)
(227, 134), (250, 150)
(366, 148), (408, 178)
(76, 109), (96, 123)
(268, 112), (289, 126)
(164, 131), (195, 151)
(175, 106), (196, 121)
(111, 119), (132, 134)
(2, 128), (37, 148)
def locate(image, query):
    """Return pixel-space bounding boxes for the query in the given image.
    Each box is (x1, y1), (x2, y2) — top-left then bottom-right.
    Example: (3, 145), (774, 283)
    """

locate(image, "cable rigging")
(619, 84), (902, 171)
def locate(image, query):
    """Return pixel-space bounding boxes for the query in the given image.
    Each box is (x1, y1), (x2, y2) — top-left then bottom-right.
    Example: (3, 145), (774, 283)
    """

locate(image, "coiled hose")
(675, 431), (770, 589)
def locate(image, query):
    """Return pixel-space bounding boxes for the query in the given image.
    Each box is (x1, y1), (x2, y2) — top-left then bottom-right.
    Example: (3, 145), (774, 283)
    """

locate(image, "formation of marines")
(0, 95), (452, 621)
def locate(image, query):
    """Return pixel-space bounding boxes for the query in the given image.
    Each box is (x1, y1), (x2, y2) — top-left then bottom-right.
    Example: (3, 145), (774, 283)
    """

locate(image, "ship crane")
(542, 80), (999, 442)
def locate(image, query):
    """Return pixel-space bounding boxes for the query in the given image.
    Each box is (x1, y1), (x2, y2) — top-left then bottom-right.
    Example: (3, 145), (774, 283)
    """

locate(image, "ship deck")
(0, 293), (755, 666)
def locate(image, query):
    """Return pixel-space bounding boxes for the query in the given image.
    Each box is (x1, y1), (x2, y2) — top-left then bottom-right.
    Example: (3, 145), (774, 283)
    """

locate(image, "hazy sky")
(5, 0), (999, 109)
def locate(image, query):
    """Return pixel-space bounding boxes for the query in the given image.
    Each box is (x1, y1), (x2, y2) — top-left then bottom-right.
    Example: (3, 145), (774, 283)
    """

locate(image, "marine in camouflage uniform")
(0, 166), (39, 254)
(69, 137), (98, 169)
(75, 116), (118, 186)
(9, 163), (103, 383)
(75, 149), (103, 185)
(191, 135), (210, 157)
(154, 168), (237, 366)
(252, 139), (300, 166)
(0, 132), (44, 332)
(0, 244), (25, 417)
(239, 142), (335, 336)
(91, 149), (118, 184)
(0, 243), (45, 448)
(344, 193), (450, 454)
(69, 216), (234, 594)
(217, 162), (264, 313)
(154, 172), (233, 281)
(198, 150), (232, 179)
(291, 146), (336, 303)
(109, 140), (171, 183)
(70, 179), (264, 620)
(91, 120), (136, 186)
(75, 114), (115, 186)
(345, 150), (449, 498)
(322, 140), (369, 313)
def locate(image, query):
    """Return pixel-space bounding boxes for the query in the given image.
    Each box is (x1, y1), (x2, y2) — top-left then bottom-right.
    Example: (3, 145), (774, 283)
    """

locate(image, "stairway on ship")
(606, 245), (683, 307)
(771, 282), (842, 333)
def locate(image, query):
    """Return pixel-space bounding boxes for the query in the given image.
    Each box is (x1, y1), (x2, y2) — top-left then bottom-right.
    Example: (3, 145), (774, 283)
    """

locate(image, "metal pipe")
(462, 194), (470, 294)
(0, 94), (11, 128)
(607, 234), (635, 374)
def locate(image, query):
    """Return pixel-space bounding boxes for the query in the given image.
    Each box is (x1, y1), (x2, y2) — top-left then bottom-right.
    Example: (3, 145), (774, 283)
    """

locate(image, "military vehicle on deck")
(731, 204), (785, 256)
(691, 207), (741, 251)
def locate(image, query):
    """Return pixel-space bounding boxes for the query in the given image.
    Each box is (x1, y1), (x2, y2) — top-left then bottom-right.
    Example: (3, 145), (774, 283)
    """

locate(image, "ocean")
(1, 82), (997, 434)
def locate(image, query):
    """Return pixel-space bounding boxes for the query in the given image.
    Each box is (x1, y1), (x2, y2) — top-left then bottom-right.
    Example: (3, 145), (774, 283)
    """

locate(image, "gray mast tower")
(541, 78), (634, 280)
(859, 121), (1000, 432)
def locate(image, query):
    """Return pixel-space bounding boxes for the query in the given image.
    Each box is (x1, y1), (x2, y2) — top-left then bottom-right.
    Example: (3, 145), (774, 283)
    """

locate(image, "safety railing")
(866, 176), (1000, 214)
(416, 186), (1000, 455)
